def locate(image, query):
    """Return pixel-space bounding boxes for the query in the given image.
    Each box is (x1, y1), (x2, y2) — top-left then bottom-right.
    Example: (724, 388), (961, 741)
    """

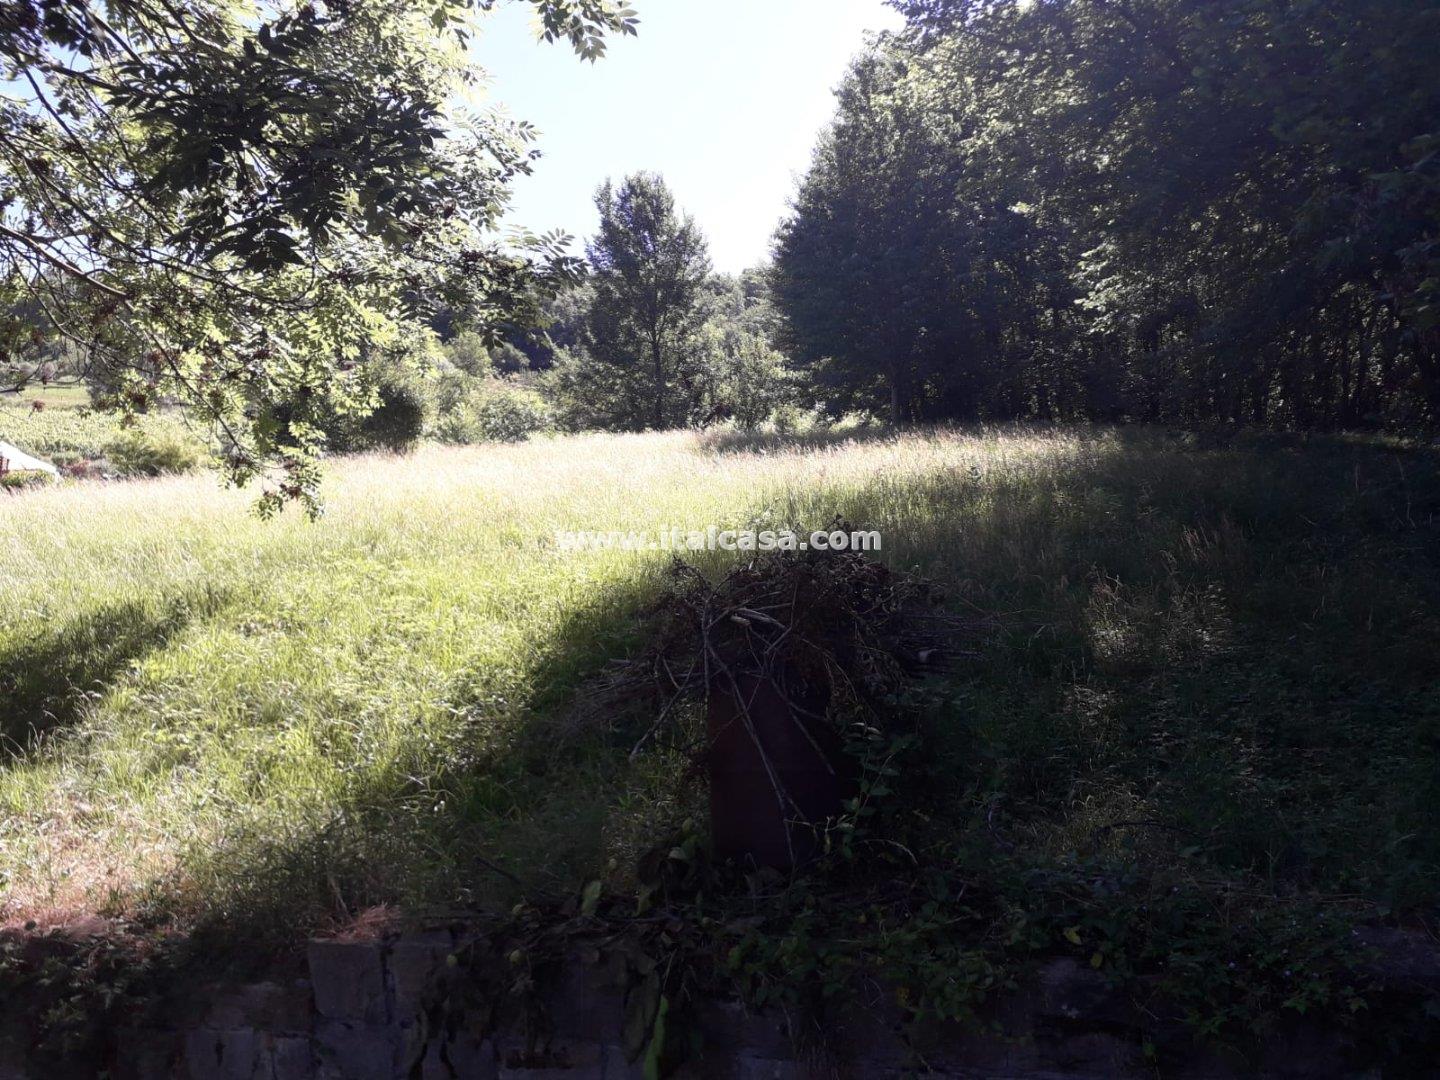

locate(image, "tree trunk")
(651, 332), (665, 430)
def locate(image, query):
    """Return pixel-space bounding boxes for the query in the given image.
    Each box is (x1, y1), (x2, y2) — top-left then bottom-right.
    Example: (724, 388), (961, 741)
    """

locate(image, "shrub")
(490, 341), (530, 376)
(539, 346), (636, 432)
(350, 381), (427, 453)
(0, 470), (54, 491)
(430, 381), (551, 445)
(442, 331), (493, 377)
(286, 379), (429, 456)
(472, 385), (551, 442)
(104, 425), (205, 477)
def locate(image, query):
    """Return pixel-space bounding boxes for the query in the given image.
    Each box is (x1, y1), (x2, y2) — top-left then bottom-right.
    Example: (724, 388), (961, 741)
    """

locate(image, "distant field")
(0, 389), (202, 473)
(2, 427), (1437, 946)
(0, 382), (91, 410)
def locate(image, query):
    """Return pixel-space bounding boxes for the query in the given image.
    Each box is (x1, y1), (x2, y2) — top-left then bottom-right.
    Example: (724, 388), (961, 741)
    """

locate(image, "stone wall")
(1, 925), (1436, 1079)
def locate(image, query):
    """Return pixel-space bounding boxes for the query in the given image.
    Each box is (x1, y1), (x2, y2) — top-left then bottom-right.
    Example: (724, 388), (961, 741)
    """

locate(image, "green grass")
(1, 382), (91, 410)
(2, 426), (1437, 943)
(0, 391), (204, 473)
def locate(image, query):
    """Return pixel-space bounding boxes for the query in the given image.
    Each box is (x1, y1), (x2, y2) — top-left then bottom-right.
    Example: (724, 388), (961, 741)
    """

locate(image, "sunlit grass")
(0, 382), (90, 410)
(2, 426), (1437, 936)
(1, 390), (198, 466)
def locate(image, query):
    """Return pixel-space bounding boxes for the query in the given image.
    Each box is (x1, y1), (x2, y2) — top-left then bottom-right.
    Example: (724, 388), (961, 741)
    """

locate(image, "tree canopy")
(1, 0), (636, 511)
(775, 0), (1440, 429)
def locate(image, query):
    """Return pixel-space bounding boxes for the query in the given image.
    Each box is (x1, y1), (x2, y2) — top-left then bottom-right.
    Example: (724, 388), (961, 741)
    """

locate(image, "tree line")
(772, 0), (1440, 429)
(532, 0), (1440, 435)
(533, 173), (793, 433)
(5, 0), (1439, 502)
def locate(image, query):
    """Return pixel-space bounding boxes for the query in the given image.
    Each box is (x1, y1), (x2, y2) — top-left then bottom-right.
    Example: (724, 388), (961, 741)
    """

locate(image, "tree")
(780, 0), (1440, 430)
(585, 172), (712, 429)
(698, 268), (794, 428)
(0, 0), (638, 511)
(773, 45), (1060, 424)
(543, 266), (797, 431)
(444, 331), (495, 378)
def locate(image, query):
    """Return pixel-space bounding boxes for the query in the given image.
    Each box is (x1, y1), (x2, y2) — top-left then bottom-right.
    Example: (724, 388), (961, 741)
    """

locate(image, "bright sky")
(472, 0), (904, 273)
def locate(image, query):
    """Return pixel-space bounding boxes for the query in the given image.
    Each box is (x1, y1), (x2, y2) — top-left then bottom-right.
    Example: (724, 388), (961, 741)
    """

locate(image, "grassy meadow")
(1, 383), (91, 410)
(2, 426), (1438, 949)
(1, 388), (204, 480)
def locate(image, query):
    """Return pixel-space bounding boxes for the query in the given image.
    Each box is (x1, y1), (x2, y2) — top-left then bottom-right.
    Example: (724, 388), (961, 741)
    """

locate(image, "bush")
(538, 347), (637, 432)
(430, 380), (551, 445)
(0, 470), (54, 491)
(472, 385), (551, 442)
(287, 379), (429, 456)
(350, 381), (427, 453)
(104, 425), (205, 477)
(442, 331), (493, 377)
(490, 341), (530, 376)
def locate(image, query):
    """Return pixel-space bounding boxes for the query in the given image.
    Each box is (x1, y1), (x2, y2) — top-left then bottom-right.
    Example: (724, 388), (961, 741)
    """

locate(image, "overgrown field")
(2, 427), (1438, 960)
(0, 384), (90, 410)
(1, 390), (203, 477)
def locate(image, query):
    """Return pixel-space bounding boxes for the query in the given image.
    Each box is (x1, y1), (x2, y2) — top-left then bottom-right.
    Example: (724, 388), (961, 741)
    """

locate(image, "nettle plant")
(0, 0), (637, 513)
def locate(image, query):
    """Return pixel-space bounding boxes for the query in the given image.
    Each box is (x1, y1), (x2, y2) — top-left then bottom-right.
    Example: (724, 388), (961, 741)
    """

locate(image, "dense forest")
(773, 0), (1440, 429)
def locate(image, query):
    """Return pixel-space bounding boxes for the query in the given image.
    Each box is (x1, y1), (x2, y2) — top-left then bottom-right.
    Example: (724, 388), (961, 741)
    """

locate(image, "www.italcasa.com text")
(554, 526), (882, 553)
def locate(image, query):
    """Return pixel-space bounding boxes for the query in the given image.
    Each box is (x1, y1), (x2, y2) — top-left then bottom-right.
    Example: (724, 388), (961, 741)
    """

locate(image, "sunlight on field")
(0, 384), (90, 410)
(0, 390), (200, 470)
(4, 426), (1437, 938)
(0, 427), (1102, 927)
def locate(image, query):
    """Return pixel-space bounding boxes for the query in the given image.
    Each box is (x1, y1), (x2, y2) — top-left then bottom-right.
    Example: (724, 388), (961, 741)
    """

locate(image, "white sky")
(472, 0), (904, 273)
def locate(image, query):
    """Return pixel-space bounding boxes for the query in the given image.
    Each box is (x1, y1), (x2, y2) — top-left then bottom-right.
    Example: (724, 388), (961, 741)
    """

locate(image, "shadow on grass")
(10, 428), (1439, 1080)
(138, 428), (1440, 944)
(159, 566), (679, 948)
(0, 590), (225, 758)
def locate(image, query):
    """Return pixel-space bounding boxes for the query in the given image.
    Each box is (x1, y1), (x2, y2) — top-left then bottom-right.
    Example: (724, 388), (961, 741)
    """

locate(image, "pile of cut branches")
(596, 543), (983, 768)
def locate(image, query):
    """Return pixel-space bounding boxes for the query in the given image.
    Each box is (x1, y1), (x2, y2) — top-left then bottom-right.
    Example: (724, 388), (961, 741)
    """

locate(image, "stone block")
(184, 1027), (262, 1080)
(389, 932), (456, 1020)
(309, 941), (388, 1025)
(1035, 958), (1137, 1029)
(1255, 1017), (1359, 1080)
(206, 981), (314, 1035)
(911, 1025), (1032, 1077)
(314, 1019), (397, 1080)
(421, 1034), (496, 1080)
(732, 1059), (799, 1080)
(691, 1000), (792, 1062)
(1042, 1031), (1145, 1076)
(495, 1035), (604, 1078)
(540, 956), (627, 1043)
(601, 1045), (643, 1080)
(269, 1036), (316, 1080)
(111, 1026), (181, 1080)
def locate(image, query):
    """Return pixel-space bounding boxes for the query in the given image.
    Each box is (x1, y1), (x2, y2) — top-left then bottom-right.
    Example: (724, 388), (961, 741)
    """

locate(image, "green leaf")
(580, 878), (602, 917)
(623, 973), (661, 1061)
(643, 994), (670, 1080)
